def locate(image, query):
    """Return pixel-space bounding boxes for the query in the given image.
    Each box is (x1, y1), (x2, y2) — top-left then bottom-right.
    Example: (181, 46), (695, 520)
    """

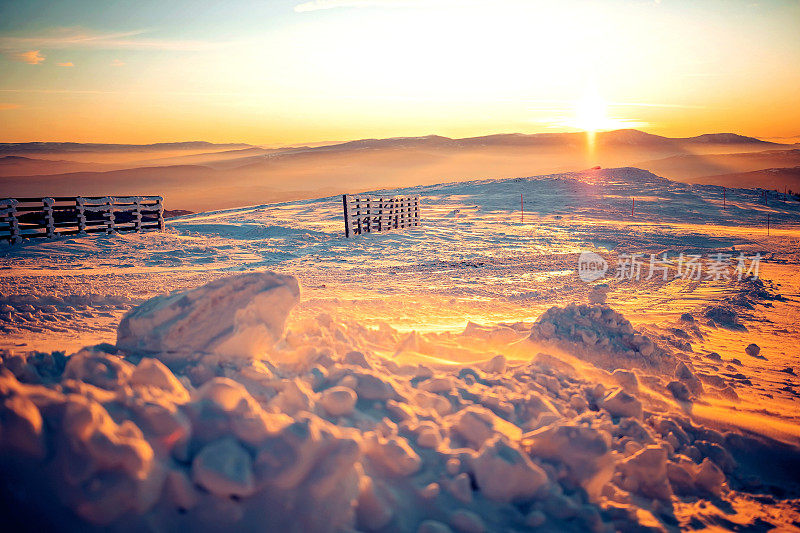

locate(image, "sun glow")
(567, 88), (645, 133)
(574, 89), (609, 133)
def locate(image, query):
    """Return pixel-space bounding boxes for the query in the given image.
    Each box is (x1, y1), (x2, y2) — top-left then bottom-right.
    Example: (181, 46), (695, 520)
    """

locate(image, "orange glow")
(0, 1), (799, 144)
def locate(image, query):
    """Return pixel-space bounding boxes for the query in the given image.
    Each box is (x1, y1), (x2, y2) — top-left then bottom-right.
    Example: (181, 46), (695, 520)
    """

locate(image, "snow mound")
(1, 274), (799, 532)
(528, 304), (672, 370)
(117, 272), (300, 361)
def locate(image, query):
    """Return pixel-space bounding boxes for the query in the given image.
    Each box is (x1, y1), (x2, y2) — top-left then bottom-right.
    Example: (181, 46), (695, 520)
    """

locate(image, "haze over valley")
(3, 130), (798, 212)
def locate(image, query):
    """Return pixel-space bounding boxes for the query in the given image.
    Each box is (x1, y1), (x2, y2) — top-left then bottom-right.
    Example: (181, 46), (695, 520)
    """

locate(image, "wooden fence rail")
(343, 194), (420, 238)
(1, 196), (164, 243)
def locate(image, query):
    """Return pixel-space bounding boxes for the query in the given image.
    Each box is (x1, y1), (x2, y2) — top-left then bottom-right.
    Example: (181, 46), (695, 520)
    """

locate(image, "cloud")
(111, 58), (125, 67)
(11, 50), (45, 64)
(0, 27), (235, 53)
(294, 0), (427, 12)
(57, 61), (74, 67)
(0, 103), (21, 111)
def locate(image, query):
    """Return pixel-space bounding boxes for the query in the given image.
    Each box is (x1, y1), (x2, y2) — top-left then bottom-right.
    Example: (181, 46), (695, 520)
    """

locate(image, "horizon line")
(0, 128), (791, 150)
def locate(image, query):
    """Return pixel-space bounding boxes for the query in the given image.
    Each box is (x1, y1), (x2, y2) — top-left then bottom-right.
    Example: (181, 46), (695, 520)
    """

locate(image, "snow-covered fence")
(342, 194), (420, 237)
(1, 196), (164, 243)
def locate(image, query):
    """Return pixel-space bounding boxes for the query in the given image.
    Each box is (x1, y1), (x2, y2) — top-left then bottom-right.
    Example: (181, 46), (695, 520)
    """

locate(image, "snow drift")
(1, 273), (799, 532)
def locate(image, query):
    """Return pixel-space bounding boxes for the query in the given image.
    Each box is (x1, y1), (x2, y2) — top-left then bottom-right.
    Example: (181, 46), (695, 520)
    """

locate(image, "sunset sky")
(1, 0), (798, 145)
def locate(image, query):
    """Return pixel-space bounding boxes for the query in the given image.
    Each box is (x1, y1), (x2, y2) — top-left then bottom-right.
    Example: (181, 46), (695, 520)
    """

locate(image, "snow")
(191, 437), (256, 497)
(117, 272), (300, 360)
(1, 167), (800, 531)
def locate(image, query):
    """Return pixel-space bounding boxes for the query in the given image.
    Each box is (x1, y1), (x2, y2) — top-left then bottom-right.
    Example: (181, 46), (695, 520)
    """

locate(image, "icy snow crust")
(1, 272), (799, 532)
(2, 167), (800, 531)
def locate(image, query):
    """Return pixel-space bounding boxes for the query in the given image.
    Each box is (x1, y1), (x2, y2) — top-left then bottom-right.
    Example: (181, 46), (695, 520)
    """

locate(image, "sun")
(574, 89), (610, 133)
(565, 87), (645, 133)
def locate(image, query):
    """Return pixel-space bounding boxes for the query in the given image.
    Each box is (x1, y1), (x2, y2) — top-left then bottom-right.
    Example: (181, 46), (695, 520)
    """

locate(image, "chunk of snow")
(320, 386), (357, 417)
(666, 380), (691, 402)
(617, 445), (672, 501)
(117, 272), (300, 360)
(63, 349), (134, 390)
(130, 357), (189, 402)
(449, 509), (486, 533)
(523, 422), (611, 481)
(611, 369), (639, 393)
(356, 475), (394, 530)
(469, 436), (549, 502)
(529, 304), (670, 370)
(694, 457), (725, 496)
(0, 390), (45, 458)
(602, 388), (643, 419)
(418, 520), (453, 533)
(191, 437), (256, 497)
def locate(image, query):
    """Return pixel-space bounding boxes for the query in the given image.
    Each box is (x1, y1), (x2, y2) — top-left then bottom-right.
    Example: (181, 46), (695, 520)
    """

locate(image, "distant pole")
(767, 213), (770, 236)
(723, 188), (726, 210)
(631, 197), (635, 216)
(520, 193), (523, 224)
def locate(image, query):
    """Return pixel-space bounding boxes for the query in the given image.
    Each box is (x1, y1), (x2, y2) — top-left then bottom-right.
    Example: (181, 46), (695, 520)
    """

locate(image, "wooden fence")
(343, 194), (420, 238)
(1, 196), (164, 243)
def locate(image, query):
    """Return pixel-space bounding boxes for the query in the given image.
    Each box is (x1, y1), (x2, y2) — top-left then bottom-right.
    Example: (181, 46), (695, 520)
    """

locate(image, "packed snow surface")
(2, 167), (800, 532)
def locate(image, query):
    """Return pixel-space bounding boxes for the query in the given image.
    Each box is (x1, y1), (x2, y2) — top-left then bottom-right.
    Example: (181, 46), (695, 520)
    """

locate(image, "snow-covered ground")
(1, 167), (800, 531)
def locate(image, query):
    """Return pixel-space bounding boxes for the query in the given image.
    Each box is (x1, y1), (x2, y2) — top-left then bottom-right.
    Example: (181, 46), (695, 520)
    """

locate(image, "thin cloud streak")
(0, 103), (21, 110)
(0, 28), (236, 53)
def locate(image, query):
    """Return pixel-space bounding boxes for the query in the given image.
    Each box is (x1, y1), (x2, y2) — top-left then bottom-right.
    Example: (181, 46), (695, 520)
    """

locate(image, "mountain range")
(1, 130), (797, 211)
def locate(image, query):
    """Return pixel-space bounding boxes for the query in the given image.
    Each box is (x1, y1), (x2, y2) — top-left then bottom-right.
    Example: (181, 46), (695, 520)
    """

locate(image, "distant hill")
(635, 149), (800, 181)
(0, 155), (114, 177)
(0, 141), (252, 155)
(1, 130), (793, 211)
(685, 166), (800, 193)
(680, 133), (774, 145)
(230, 130), (783, 165)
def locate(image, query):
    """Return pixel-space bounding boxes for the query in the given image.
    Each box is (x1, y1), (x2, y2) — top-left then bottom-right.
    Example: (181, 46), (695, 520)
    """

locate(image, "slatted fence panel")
(343, 194), (420, 237)
(1, 196), (164, 243)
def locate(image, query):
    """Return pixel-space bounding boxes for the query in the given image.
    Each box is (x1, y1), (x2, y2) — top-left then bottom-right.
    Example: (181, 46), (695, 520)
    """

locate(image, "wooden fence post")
(43, 197), (55, 238)
(364, 196), (371, 233)
(1, 198), (20, 243)
(105, 197), (115, 234)
(76, 197), (86, 234)
(134, 197), (143, 232)
(342, 194), (350, 238)
(156, 197), (165, 231)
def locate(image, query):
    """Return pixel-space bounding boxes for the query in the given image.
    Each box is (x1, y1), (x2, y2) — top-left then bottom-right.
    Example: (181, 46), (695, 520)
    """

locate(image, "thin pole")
(342, 194), (350, 238)
(520, 193), (523, 224)
(767, 213), (770, 236)
(631, 197), (635, 216)
(723, 188), (726, 210)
